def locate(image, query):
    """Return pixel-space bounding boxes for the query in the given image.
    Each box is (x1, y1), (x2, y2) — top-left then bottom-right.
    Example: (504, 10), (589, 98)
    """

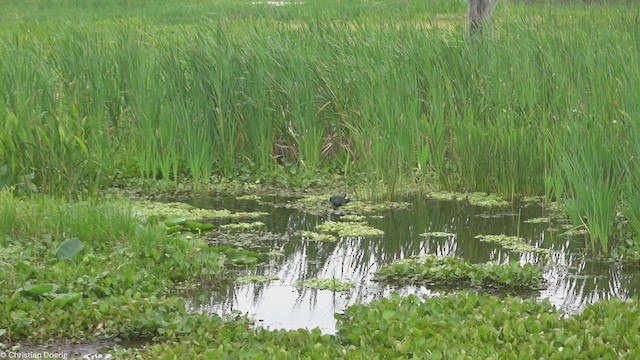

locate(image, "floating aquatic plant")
(204, 231), (286, 248)
(340, 215), (367, 222)
(475, 234), (550, 255)
(426, 191), (509, 207)
(296, 278), (355, 292)
(419, 231), (455, 238)
(297, 230), (337, 242)
(209, 246), (259, 265)
(235, 195), (262, 201)
(220, 222), (266, 232)
(524, 217), (551, 224)
(315, 221), (384, 237)
(279, 195), (410, 216)
(131, 200), (268, 221)
(375, 254), (543, 290)
(236, 275), (279, 284)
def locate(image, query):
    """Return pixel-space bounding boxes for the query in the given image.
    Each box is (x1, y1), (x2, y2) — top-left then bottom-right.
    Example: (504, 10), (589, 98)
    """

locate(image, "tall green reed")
(1, 2), (639, 257)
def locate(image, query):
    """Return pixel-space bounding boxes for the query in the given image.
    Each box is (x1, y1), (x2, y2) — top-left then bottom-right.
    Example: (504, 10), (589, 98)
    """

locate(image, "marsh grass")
(1, 1), (639, 253)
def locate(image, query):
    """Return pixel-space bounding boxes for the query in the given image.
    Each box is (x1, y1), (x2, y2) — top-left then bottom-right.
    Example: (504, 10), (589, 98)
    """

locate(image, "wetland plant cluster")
(0, 0), (639, 254)
(110, 294), (640, 358)
(374, 254), (544, 290)
(1, 0), (640, 357)
(1, 190), (640, 356)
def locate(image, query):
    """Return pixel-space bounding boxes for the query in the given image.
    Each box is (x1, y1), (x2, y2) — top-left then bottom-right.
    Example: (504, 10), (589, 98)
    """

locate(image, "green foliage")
(0, 192), (225, 343)
(296, 278), (356, 292)
(111, 291), (640, 359)
(374, 255), (544, 290)
(1, 0), (639, 254)
(236, 275), (279, 284)
(209, 246), (260, 265)
(296, 230), (338, 242)
(336, 292), (640, 359)
(56, 237), (84, 259)
(131, 201), (269, 221)
(475, 234), (551, 254)
(315, 221), (384, 238)
(219, 221), (266, 232)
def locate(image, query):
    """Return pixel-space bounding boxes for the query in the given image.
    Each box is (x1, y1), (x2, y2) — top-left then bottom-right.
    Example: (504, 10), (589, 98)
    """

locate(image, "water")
(187, 195), (640, 333)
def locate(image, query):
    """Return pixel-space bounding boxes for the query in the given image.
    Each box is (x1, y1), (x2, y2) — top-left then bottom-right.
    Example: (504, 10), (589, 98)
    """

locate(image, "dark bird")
(329, 194), (350, 207)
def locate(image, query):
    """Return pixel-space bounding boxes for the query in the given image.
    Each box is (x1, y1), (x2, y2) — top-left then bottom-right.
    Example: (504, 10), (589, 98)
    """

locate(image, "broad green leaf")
(50, 293), (82, 307)
(23, 283), (58, 296)
(57, 237), (84, 259)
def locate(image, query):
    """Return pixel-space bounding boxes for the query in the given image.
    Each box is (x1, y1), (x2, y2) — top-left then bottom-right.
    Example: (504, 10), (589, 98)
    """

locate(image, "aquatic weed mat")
(374, 254), (544, 291)
(122, 291), (640, 358)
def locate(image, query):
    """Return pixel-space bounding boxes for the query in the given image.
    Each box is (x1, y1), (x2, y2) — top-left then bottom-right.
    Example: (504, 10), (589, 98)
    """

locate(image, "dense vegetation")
(1, 0), (639, 357)
(2, 0), (639, 254)
(0, 192), (224, 343)
(374, 254), (544, 290)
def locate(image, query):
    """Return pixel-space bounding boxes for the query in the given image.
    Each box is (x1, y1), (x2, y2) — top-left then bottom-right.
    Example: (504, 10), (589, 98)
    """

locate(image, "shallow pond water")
(186, 195), (640, 333)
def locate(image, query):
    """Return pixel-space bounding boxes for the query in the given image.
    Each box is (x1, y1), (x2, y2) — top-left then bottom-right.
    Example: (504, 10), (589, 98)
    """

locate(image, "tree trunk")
(468, 0), (499, 35)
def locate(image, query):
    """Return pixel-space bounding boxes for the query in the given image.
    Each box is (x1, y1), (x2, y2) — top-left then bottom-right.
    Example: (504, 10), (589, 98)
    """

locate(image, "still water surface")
(187, 195), (640, 333)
